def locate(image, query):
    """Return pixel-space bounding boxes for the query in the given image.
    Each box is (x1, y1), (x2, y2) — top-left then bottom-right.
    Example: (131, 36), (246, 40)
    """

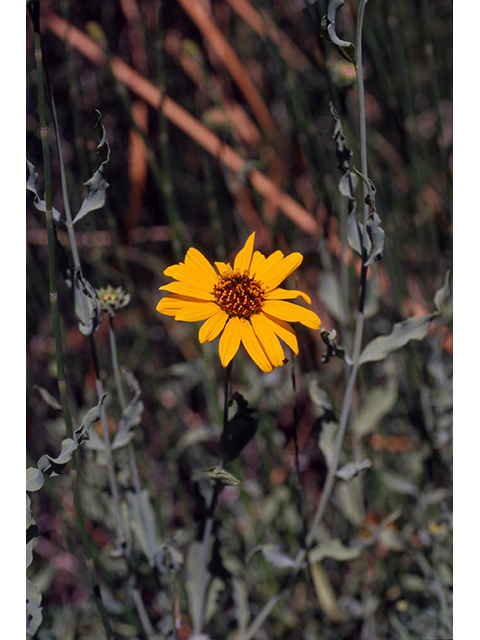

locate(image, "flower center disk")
(213, 270), (265, 319)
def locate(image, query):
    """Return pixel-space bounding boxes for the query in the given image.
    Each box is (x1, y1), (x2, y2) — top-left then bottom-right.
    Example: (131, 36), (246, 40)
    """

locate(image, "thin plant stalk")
(28, 3), (113, 637)
(239, 1), (372, 636)
(192, 360), (232, 636)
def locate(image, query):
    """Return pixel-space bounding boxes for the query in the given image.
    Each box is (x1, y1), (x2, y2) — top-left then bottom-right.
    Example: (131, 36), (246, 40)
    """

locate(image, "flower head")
(96, 284), (131, 316)
(156, 233), (320, 372)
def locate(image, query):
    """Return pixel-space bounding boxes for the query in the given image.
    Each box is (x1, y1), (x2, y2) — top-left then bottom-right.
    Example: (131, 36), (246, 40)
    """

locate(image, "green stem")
(193, 360), (232, 635)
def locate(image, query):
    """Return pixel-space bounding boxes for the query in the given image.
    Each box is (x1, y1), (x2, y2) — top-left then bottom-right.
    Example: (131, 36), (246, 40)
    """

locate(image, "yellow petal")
(164, 263), (215, 294)
(260, 253), (303, 291)
(249, 250), (267, 278)
(239, 320), (275, 372)
(156, 295), (187, 316)
(253, 250), (284, 284)
(198, 310), (228, 343)
(175, 301), (220, 321)
(218, 317), (242, 367)
(265, 288), (312, 304)
(233, 232), (256, 272)
(250, 314), (286, 367)
(261, 312), (299, 354)
(184, 247), (218, 281)
(159, 280), (214, 300)
(262, 300), (321, 329)
(214, 261), (232, 274)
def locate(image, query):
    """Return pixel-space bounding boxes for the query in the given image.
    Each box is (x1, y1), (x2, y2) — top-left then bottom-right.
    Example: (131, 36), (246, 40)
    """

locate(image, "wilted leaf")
(26, 159), (63, 223)
(320, 329), (352, 365)
(72, 111), (110, 224)
(37, 395), (106, 477)
(321, 0), (355, 64)
(72, 268), (103, 335)
(330, 103), (354, 174)
(219, 391), (258, 467)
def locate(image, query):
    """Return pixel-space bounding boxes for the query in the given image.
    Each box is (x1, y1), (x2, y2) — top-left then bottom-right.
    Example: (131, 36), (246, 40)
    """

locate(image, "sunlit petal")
(249, 250), (267, 278)
(261, 253), (303, 291)
(219, 317), (242, 367)
(214, 261), (232, 274)
(262, 300), (321, 329)
(184, 247), (218, 281)
(240, 320), (275, 372)
(261, 312), (299, 354)
(175, 302), (220, 321)
(164, 263), (215, 294)
(159, 281), (214, 300)
(198, 310), (228, 343)
(233, 232), (256, 271)
(265, 288), (311, 304)
(250, 315), (286, 367)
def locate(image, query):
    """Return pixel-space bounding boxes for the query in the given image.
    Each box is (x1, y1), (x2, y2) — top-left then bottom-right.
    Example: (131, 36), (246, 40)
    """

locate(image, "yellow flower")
(156, 233), (321, 372)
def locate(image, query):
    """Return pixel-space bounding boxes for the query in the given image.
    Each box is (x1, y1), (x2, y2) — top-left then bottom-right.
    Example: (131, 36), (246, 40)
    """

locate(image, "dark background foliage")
(26, 1), (452, 638)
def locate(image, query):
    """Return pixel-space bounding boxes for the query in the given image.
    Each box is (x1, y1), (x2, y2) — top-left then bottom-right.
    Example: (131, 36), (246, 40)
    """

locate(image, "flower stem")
(193, 360), (232, 635)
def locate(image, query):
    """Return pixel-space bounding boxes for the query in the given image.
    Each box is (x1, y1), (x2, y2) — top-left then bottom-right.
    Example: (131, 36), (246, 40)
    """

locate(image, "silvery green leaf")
(72, 268), (103, 335)
(112, 369), (144, 450)
(309, 538), (362, 563)
(26, 578), (43, 638)
(321, 0), (355, 64)
(26, 467), (44, 492)
(26, 159), (63, 223)
(37, 395), (106, 476)
(336, 459), (372, 481)
(354, 382), (398, 437)
(34, 385), (62, 411)
(319, 273), (348, 324)
(72, 111), (110, 224)
(249, 544), (298, 569)
(358, 314), (436, 364)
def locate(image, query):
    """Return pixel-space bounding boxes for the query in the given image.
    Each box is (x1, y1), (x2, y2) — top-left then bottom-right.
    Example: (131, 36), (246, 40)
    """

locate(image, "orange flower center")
(213, 270), (265, 319)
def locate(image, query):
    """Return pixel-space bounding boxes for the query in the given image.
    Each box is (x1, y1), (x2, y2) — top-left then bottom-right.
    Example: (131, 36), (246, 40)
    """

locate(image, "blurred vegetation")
(26, 1), (452, 639)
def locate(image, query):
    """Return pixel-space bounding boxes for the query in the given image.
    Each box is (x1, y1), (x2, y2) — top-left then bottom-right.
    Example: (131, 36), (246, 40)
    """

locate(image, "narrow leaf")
(358, 313), (436, 364)
(112, 369), (144, 450)
(72, 111), (111, 224)
(34, 385), (62, 411)
(26, 467), (44, 492)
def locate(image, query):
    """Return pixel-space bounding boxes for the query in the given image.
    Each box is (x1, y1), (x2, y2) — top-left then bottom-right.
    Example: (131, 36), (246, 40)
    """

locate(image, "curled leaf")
(321, 329), (352, 365)
(321, 0), (355, 64)
(72, 267), (103, 335)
